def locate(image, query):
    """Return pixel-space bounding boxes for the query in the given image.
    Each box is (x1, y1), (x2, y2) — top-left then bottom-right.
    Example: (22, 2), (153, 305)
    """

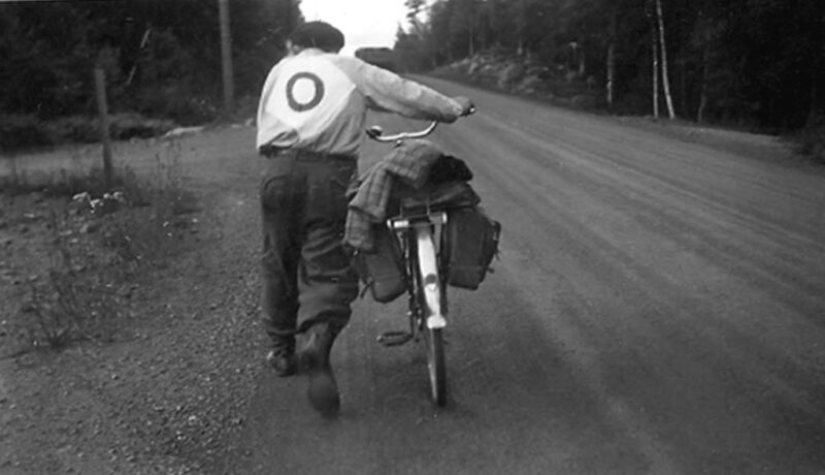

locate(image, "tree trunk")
(218, 0), (234, 113)
(126, 28), (151, 86)
(517, 0), (526, 56)
(809, 61), (820, 124)
(697, 47), (709, 123)
(607, 43), (615, 107)
(469, 16), (475, 56)
(680, 57), (687, 114)
(655, 0), (676, 119)
(606, 10), (617, 108)
(652, 18), (659, 119)
(479, 12), (487, 51)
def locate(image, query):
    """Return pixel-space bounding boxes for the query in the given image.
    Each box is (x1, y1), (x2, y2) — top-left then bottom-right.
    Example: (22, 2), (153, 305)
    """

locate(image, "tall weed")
(7, 137), (197, 351)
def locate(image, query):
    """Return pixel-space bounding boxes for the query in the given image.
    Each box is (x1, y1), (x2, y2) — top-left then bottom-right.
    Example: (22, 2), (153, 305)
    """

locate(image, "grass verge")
(1, 138), (199, 355)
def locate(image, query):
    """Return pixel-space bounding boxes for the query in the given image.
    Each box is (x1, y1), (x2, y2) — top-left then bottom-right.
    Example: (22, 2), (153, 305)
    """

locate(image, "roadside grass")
(788, 118), (825, 165)
(1, 137), (199, 354)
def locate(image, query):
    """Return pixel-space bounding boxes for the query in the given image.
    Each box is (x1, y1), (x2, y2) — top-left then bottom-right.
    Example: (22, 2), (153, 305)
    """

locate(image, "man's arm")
(339, 57), (467, 123)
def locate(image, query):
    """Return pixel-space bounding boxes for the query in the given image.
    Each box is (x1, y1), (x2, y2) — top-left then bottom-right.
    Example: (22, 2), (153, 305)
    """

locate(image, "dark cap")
(288, 21), (345, 52)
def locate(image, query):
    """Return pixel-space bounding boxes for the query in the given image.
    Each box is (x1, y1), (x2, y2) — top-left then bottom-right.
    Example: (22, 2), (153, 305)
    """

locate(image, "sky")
(299, 0), (411, 56)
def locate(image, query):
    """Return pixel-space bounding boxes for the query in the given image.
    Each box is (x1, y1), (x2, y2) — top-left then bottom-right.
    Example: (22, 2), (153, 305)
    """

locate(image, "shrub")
(498, 63), (526, 89)
(49, 116), (100, 144)
(1, 113), (178, 154)
(0, 114), (54, 151)
(130, 86), (219, 126)
(109, 113), (176, 140)
(21, 209), (126, 349)
(792, 116), (825, 164)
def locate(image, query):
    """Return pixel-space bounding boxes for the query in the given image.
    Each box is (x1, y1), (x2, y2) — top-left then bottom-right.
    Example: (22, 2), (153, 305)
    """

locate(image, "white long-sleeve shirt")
(256, 49), (465, 157)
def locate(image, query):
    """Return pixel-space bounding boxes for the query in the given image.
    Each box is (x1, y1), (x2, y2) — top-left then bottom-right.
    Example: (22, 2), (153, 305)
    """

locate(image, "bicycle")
(364, 120), (460, 406)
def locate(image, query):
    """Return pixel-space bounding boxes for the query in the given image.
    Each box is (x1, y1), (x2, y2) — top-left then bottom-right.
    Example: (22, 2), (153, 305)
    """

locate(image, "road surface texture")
(226, 77), (825, 474)
(5, 76), (823, 474)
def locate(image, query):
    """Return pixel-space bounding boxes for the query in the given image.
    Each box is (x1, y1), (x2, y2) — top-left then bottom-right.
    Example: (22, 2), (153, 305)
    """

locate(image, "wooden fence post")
(94, 67), (114, 189)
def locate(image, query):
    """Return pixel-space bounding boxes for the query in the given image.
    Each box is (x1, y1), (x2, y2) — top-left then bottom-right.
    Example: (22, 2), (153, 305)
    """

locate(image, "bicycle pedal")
(377, 330), (413, 347)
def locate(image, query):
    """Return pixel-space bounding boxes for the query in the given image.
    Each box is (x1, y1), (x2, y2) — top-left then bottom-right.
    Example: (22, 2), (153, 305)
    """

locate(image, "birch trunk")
(652, 18), (659, 119)
(606, 10), (617, 108)
(607, 43), (615, 107)
(517, 0), (526, 57)
(697, 48), (709, 123)
(655, 0), (676, 119)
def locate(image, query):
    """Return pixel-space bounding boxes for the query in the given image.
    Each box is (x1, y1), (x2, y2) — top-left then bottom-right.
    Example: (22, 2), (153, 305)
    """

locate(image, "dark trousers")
(259, 150), (360, 347)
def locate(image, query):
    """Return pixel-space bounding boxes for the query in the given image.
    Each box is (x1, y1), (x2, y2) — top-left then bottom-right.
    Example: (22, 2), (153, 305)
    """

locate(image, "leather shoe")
(266, 346), (297, 377)
(298, 322), (340, 417)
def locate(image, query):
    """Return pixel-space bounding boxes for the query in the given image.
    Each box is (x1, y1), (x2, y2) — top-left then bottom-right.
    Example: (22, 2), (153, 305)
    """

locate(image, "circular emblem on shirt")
(286, 72), (325, 112)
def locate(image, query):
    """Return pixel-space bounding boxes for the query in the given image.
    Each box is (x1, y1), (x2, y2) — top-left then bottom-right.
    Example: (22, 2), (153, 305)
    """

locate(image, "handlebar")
(365, 106), (476, 143)
(365, 121), (439, 143)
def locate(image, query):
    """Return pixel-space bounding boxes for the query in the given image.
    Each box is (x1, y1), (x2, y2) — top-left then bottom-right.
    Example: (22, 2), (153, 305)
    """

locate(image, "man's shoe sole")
(299, 345), (340, 418)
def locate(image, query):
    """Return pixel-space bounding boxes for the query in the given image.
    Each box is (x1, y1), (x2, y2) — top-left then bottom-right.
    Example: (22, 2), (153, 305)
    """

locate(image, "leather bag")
(443, 206), (501, 290)
(353, 224), (407, 303)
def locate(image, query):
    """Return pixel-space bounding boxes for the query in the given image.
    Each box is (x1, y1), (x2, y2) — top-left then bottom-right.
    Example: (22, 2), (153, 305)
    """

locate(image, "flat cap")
(289, 21), (345, 52)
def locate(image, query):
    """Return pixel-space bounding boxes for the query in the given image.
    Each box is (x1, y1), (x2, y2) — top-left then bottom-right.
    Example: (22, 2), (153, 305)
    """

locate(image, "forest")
(0, 0), (302, 150)
(0, 0), (823, 154)
(396, 0), (825, 133)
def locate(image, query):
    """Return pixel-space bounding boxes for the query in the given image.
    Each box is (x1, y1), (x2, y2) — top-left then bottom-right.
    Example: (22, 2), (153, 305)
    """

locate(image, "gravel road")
(6, 76), (824, 475)
(217, 78), (825, 474)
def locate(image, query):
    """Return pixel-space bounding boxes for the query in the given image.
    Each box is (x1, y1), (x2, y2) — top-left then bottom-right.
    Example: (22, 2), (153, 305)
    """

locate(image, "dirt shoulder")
(1, 127), (264, 474)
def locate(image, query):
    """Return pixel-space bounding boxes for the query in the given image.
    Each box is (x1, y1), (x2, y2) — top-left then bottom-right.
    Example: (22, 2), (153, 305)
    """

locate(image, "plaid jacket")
(344, 139), (443, 251)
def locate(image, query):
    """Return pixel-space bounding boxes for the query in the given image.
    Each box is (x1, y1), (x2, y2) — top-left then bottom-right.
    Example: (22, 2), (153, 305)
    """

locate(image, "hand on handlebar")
(364, 99), (475, 143)
(453, 96), (475, 117)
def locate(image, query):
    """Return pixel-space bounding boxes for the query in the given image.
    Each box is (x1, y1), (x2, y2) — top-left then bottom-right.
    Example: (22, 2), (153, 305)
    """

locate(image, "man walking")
(256, 21), (473, 417)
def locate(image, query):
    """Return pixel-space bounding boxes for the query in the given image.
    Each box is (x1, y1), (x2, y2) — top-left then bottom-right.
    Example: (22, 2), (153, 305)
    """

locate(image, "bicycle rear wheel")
(425, 325), (447, 405)
(409, 215), (449, 406)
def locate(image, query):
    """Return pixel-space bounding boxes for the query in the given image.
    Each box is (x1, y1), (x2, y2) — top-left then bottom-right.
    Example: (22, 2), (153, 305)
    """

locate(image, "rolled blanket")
(345, 139), (442, 251)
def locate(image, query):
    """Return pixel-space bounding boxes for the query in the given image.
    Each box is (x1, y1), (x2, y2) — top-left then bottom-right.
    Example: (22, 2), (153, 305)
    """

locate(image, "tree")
(691, 2), (726, 123)
(650, 6), (659, 118)
(606, 6), (617, 107)
(393, 0), (823, 130)
(654, 0), (676, 118)
(0, 0), (304, 123)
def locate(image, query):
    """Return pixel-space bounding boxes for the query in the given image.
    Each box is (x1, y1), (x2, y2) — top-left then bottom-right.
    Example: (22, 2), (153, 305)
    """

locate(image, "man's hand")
(453, 96), (475, 116)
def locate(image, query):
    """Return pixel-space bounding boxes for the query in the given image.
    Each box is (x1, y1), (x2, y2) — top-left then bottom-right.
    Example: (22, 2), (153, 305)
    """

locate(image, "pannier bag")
(353, 224), (407, 303)
(444, 206), (501, 290)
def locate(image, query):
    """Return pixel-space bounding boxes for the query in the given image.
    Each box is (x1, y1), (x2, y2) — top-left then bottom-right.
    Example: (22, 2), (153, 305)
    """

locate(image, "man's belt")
(259, 146), (355, 162)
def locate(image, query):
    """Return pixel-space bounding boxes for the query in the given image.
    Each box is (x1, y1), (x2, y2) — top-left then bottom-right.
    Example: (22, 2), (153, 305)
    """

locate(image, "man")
(256, 21), (473, 417)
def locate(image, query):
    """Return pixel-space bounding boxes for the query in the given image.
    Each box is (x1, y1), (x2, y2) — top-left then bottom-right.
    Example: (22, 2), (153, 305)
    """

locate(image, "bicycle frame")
(389, 211), (448, 333)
